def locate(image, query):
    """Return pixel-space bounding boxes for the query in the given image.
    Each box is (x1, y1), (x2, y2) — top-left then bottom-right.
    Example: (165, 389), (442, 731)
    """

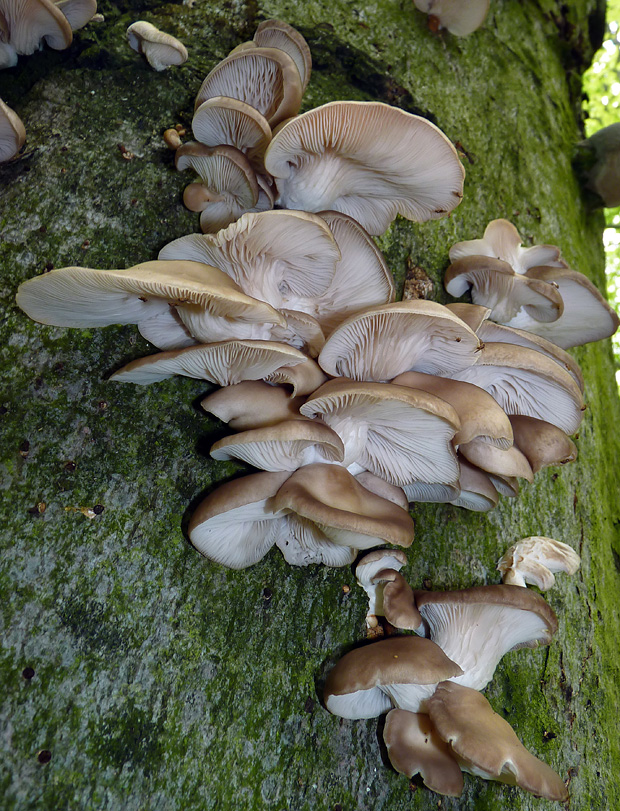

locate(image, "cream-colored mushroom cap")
(450, 342), (586, 435)
(200, 380), (307, 431)
(505, 266), (620, 348)
(372, 569), (422, 631)
(109, 340), (309, 386)
(428, 682), (569, 801)
(16, 260), (284, 344)
(413, 0), (490, 36)
(444, 302), (491, 333)
(188, 470), (290, 568)
(272, 463), (415, 550)
(449, 219), (566, 275)
(191, 97), (272, 169)
(477, 320), (584, 392)
(253, 19), (312, 92)
(300, 379), (460, 487)
(210, 419), (345, 471)
(0, 9), (17, 66)
(0, 98), (26, 162)
(273, 512), (357, 568)
(4, 0), (72, 54)
(509, 415), (577, 473)
(356, 547), (409, 630)
(127, 21), (187, 70)
(458, 437), (534, 483)
(318, 301), (482, 381)
(383, 709), (464, 796)
(159, 210), (340, 313)
(264, 101), (465, 235)
(497, 536), (580, 590)
(444, 255), (564, 324)
(324, 636), (463, 720)
(264, 355), (327, 396)
(54, 0), (97, 31)
(392, 370), (513, 449)
(194, 47), (302, 129)
(450, 456), (499, 512)
(414, 585), (558, 691)
(354, 473), (409, 511)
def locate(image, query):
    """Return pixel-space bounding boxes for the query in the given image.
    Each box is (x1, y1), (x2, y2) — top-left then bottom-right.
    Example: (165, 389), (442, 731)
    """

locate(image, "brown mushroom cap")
(264, 101), (465, 235)
(272, 463), (415, 550)
(428, 682), (568, 801)
(509, 415), (577, 473)
(414, 585), (558, 690)
(126, 21), (188, 70)
(253, 19), (312, 92)
(318, 300), (482, 381)
(372, 569), (422, 630)
(324, 636), (463, 720)
(200, 380), (306, 431)
(458, 437), (534, 482)
(444, 302), (491, 333)
(383, 709), (464, 796)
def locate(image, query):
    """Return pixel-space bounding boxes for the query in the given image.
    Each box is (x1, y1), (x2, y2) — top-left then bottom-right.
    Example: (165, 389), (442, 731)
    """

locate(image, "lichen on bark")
(1, 1), (619, 809)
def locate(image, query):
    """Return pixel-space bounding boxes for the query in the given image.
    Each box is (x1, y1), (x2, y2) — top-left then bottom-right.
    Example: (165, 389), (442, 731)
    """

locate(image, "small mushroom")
(355, 548), (409, 630)
(0, 98), (26, 162)
(200, 381), (307, 431)
(497, 536), (580, 590)
(413, 0), (490, 37)
(127, 21), (187, 71)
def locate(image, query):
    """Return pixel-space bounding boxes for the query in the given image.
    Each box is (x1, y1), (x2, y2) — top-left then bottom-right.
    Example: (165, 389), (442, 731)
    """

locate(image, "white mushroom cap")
(127, 21), (188, 71)
(274, 513), (357, 567)
(355, 548), (409, 622)
(413, 585), (558, 691)
(324, 636), (463, 720)
(5, 0), (72, 54)
(449, 219), (567, 275)
(497, 536), (580, 590)
(444, 255), (564, 324)
(318, 301), (482, 381)
(0, 98), (25, 162)
(404, 480), (461, 504)
(450, 456), (499, 512)
(264, 101), (465, 235)
(392, 370), (514, 449)
(188, 471), (291, 568)
(264, 355), (327, 396)
(200, 380), (307, 431)
(413, 0), (490, 36)
(504, 266), (620, 349)
(300, 379), (460, 487)
(109, 339), (308, 386)
(428, 682), (569, 801)
(159, 210), (340, 314)
(194, 47), (302, 129)
(54, 0), (97, 31)
(253, 19), (312, 93)
(449, 342), (586, 435)
(209, 419), (345, 471)
(191, 96), (272, 170)
(272, 463), (415, 550)
(383, 709), (464, 796)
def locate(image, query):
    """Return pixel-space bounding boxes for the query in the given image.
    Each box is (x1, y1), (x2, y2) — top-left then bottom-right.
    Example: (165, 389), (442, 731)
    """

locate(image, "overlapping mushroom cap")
(497, 536), (580, 589)
(264, 101), (465, 235)
(0, 97), (25, 161)
(0, 0), (72, 60)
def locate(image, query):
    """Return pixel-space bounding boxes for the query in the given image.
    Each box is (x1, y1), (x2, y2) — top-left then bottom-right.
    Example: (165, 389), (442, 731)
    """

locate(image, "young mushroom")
(127, 21), (188, 71)
(497, 536), (580, 590)
(0, 98), (26, 162)
(413, 0), (490, 37)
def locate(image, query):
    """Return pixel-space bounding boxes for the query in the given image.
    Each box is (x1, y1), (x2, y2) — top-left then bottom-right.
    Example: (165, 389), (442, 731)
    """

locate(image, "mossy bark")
(1, 1), (619, 809)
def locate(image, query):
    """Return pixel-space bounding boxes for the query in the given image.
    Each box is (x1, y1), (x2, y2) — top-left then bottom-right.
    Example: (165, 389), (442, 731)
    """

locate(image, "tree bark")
(1, 1), (619, 809)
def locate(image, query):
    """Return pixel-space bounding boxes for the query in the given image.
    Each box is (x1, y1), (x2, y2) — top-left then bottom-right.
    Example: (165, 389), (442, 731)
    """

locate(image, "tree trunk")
(1, 1), (618, 809)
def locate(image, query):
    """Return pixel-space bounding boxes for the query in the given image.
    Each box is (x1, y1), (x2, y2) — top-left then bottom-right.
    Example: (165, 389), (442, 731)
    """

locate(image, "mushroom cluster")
(323, 541), (580, 800)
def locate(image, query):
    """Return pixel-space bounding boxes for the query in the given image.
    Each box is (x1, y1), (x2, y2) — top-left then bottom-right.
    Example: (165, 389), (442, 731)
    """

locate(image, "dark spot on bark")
(93, 504), (104, 515)
(37, 750), (51, 764)
(22, 667), (35, 680)
(304, 697), (315, 713)
(64, 461), (76, 472)
(19, 440), (30, 457)
(262, 587), (272, 602)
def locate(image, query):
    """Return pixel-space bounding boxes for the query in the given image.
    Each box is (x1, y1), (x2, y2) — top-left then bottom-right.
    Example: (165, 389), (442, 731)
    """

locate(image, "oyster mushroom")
(497, 536), (580, 590)
(0, 98), (25, 161)
(127, 21), (188, 71)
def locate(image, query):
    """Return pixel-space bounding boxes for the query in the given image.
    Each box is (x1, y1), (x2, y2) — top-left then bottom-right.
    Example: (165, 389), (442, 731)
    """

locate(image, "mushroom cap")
(404, 480), (461, 504)
(300, 379), (460, 486)
(159, 210), (341, 313)
(6, 0), (72, 54)
(318, 301), (482, 381)
(353, 472), (409, 511)
(477, 319), (584, 392)
(264, 101), (465, 235)
(254, 19), (312, 92)
(263, 355), (327, 396)
(324, 636), (463, 720)
(272, 463), (415, 550)
(274, 513), (357, 567)
(505, 266), (620, 349)
(444, 255), (564, 324)
(497, 536), (580, 590)
(126, 21), (187, 70)
(188, 470), (290, 568)
(509, 415), (577, 473)
(15, 259), (284, 340)
(450, 341), (586, 436)
(458, 437), (534, 483)
(0, 98), (26, 162)
(272, 308), (325, 357)
(413, 0), (490, 36)
(200, 380), (307, 431)
(383, 709), (464, 796)
(110, 339), (309, 386)
(194, 47), (302, 129)
(444, 302), (491, 333)
(428, 682), (568, 801)
(449, 219), (566, 275)
(450, 456), (499, 512)
(191, 96), (272, 168)
(372, 569), (422, 630)
(414, 585), (558, 691)
(209, 419), (345, 471)
(392, 370), (513, 449)
(53, 0), (97, 31)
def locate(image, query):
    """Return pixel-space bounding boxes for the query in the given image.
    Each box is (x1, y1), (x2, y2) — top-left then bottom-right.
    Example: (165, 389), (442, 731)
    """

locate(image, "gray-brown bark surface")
(1, 1), (619, 809)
